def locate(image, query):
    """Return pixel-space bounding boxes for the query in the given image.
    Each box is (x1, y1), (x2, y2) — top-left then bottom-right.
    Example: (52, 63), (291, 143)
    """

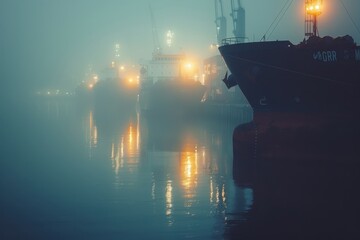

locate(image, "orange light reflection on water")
(166, 180), (173, 216)
(109, 117), (140, 175)
(180, 150), (199, 201)
(88, 111), (98, 150)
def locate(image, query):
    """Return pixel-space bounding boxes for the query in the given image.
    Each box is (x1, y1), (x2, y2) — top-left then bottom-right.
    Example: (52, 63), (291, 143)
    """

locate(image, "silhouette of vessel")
(139, 53), (205, 115)
(220, 0), (360, 122)
(75, 63), (139, 111)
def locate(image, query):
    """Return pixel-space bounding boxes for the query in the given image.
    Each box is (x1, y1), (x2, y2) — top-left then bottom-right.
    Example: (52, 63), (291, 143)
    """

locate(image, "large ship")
(220, 0), (360, 122)
(139, 8), (205, 115)
(139, 52), (205, 115)
(75, 62), (139, 111)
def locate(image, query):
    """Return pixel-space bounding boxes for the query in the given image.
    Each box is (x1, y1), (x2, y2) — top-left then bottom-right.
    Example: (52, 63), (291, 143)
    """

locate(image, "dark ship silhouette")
(220, 0), (360, 123)
(139, 53), (205, 116)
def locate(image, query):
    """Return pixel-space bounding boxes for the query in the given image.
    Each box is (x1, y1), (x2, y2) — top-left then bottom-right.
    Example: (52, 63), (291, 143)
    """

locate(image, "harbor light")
(184, 62), (193, 70)
(306, 0), (322, 15)
(180, 59), (199, 81)
(210, 44), (219, 50)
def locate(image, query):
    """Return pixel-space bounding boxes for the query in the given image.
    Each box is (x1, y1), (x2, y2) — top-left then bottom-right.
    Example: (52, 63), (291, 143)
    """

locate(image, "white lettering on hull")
(313, 51), (337, 62)
(259, 96), (268, 106)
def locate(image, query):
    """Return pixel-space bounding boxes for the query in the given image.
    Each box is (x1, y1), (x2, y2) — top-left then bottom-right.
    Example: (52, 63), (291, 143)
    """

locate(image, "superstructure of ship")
(220, 0), (360, 123)
(92, 61), (139, 110)
(139, 51), (205, 115)
(139, 7), (205, 115)
(75, 44), (139, 111)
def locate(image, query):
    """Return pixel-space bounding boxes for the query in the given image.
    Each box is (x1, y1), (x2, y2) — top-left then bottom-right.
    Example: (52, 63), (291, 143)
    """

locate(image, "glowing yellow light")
(306, 0), (322, 15)
(120, 65), (125, 71)
(210, 44), (219, 49)
(88, 84), (93, 89)
(182, 61), (195, 77)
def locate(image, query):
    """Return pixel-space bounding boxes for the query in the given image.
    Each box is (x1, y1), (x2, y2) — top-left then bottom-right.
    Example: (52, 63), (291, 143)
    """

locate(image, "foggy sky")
(1, 0), (359, 95)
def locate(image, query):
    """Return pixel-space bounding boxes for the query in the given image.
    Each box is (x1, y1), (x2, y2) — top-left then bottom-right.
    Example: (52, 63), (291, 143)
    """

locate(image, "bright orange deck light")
(306, 0), (322, 15)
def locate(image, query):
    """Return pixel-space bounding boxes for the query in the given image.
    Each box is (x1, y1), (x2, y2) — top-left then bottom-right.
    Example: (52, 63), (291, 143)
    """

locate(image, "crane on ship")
(214, 0), (246, 44)
(230, 0), (245, 42)
(214, 0), (227, 45)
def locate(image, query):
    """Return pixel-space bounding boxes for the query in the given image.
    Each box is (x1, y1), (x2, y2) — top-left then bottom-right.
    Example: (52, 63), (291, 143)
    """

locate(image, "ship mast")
(305, 0), (322, 37)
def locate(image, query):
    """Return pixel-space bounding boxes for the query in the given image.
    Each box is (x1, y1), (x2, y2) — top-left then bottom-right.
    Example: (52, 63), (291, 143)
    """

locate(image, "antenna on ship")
(305, 0), (322, 37)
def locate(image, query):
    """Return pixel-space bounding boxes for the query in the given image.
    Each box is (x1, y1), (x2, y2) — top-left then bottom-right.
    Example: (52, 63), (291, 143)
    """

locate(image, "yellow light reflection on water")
(109, 115), (141, 175)
(136, 112), (140, 150)
(166, 180), (173, 216)
(209, 178), (227, 209)
(128, 125), (133, 149)
(88, 111), (98, 150)
(180, 150), (198, 200)
(111, 143), (115, 160)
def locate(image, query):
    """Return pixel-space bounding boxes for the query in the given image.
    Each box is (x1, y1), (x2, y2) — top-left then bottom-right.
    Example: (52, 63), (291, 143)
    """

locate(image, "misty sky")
(1, 0), (359, 94)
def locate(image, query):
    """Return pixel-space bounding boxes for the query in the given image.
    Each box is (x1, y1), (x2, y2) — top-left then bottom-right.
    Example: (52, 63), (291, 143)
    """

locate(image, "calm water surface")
(0, 98), (252, 240)
(1, 97), (359, 240)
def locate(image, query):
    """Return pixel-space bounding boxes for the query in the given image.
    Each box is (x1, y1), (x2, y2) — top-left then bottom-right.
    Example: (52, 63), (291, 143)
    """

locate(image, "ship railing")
(221, 37), (248, 45)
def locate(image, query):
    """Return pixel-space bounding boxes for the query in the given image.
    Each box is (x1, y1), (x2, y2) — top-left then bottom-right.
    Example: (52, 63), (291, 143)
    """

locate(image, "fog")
(1, 1), (360, 239)
(1, 0), (359, 97)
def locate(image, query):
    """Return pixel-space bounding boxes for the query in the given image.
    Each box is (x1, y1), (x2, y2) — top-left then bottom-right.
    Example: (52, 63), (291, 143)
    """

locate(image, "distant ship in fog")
(139, 10), (205, 115)
(75, 50), (139, 110)
(220, 0), (360, 123)
(139, 51), (205, 114)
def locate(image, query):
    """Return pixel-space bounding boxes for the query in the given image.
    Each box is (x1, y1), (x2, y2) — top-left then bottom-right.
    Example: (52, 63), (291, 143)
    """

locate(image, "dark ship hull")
(139, 52), (205, 116)
(75, 78), (138, 113)
(219, 36), (360, 119)
(140, 79), (205, 115)
(221, 36), (360, 169)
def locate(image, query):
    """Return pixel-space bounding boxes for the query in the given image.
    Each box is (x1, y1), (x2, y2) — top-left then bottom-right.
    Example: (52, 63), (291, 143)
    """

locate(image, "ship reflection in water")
(2, 100), (359, 239)
(80, 103), (251, 239)
(229, 120), (360, 239)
